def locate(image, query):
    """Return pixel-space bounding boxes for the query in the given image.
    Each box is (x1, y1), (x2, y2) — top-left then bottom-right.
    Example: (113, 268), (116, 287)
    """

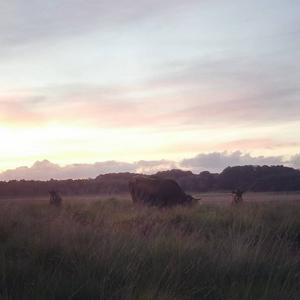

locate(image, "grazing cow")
(49, 190), (62, 207)
(231, 189), (244, 205)
(129, 176), (199, 207)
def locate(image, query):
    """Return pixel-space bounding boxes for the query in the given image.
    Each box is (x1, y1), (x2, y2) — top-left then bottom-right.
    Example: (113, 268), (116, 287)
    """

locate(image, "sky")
(0, 0), (300, 179)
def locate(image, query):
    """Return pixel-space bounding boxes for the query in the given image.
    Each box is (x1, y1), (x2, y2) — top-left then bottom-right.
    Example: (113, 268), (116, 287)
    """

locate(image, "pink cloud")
(1, 79), (299, 130)
(0, 96), (45, 125)
(219, 139), (300, 151)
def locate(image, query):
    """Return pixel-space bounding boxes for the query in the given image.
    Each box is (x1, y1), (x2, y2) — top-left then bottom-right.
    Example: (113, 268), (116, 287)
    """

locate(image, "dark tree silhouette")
(0, 166), (299, 198)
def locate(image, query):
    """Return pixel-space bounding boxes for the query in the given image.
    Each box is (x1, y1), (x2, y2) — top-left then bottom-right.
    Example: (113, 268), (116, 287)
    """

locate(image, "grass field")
(0, 193), (299, 299)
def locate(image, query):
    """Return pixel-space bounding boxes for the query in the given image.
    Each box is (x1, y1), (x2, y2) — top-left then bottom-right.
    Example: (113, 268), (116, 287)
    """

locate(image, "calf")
(49, 190), (63, 207)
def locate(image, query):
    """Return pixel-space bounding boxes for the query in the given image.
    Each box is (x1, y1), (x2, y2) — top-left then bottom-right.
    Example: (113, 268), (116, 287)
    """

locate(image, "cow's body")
(129, 176), (198, 207)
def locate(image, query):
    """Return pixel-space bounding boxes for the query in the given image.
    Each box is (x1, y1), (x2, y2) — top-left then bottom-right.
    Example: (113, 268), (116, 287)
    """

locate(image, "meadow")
(0, 193), (299, 300)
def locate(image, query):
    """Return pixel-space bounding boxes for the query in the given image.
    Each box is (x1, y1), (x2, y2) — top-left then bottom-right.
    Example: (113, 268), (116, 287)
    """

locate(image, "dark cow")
(49, 190), (63, 207)
(129, 176), (199, 207)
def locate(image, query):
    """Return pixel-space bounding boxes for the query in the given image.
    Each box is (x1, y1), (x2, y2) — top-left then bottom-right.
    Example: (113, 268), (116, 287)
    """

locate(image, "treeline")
(156, 166), (300, 192)
(0, 173), (136, 197)
(0, 166), (300, 197)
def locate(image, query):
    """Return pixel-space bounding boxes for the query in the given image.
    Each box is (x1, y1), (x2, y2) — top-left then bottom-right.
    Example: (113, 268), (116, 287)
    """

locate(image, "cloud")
(290, 154), (300, 169)
(1, 151), (299, 181)
(134, 160), (178, 174)
(0, 0), (197, 50)
(0, 0), (299, 170)
(0, 159), (177, 181)
(2, 65), (300, 130)
(0, 86), (153, 127)
(180, 151), (285, 173)
(150, 56), (300, 128)
(0, 95), (46, 125)
(1, 0), (299, 131)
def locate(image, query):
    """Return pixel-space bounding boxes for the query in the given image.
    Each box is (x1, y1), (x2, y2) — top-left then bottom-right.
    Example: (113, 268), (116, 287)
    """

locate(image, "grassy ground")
(0, 195), (299, 300)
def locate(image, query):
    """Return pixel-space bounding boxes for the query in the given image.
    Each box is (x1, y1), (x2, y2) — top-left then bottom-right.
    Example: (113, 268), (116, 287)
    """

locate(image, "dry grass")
(0, 194), (299, 299)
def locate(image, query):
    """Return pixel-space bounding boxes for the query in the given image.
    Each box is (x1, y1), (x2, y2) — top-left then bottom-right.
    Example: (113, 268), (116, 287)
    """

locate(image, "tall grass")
(0, 198), (299, 299)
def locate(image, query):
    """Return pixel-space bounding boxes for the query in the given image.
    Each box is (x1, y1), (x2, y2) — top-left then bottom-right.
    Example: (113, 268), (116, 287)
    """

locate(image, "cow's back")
(129, 176), (189, 207)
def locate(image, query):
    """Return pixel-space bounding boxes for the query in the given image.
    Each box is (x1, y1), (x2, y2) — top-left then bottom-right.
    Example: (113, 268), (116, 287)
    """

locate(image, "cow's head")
(185, 194), (201, 205)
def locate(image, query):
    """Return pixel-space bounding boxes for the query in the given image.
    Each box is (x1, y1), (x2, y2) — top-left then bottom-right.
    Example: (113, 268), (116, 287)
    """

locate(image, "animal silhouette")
(129, 176), (199, 207)
(49, 190), (62, 207)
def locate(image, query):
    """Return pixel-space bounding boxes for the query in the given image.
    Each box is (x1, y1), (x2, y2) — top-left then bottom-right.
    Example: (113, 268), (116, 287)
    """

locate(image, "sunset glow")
(0, 0), (299, 177)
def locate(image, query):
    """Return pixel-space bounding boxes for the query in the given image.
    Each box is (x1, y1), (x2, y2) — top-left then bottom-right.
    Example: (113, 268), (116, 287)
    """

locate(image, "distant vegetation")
(0, 198), (299, 299)
(0, 165), (300, 197)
